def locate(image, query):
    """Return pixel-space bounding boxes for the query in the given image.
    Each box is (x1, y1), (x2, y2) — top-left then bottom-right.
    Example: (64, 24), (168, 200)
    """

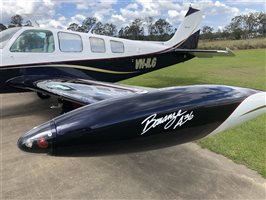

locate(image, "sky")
(0, 0), (265, 32)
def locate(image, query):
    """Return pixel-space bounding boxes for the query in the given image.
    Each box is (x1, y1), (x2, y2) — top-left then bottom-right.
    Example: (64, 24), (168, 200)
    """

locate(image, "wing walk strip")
(1, 64), (139, 74)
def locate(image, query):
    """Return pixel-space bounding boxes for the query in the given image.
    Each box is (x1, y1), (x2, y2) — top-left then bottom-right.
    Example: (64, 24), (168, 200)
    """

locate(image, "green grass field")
(121, 49), (266, 177)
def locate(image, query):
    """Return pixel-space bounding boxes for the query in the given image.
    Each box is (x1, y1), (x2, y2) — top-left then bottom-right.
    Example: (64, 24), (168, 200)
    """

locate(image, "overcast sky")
(0, 0), (265, 31)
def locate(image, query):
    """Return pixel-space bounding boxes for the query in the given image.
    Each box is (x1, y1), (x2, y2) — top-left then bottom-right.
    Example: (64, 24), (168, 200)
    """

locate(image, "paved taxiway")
(1, 93), (266, 199)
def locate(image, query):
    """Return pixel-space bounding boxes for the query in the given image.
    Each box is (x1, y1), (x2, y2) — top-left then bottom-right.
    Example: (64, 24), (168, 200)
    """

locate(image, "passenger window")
(90, 37), (105, 53)
(110, 40), (124, 53)
(58, 32), (82, 52)
(10, 30), (54, 53)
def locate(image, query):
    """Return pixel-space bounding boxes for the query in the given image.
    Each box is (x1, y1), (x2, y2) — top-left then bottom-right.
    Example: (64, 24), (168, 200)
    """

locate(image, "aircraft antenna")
(88, 23), (97, 34)
(188, 0), (193, 8)
(23, 14), (40, 27)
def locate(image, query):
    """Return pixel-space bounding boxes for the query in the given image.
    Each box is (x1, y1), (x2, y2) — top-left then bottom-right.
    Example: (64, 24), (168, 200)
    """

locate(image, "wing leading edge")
(36, 79), (150, 105)
(10, 77), (149, 105)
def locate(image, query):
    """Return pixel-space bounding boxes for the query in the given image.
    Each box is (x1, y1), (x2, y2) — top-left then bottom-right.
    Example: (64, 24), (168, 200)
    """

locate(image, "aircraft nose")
(17, 137), (31, 152)
(17, 121), (56, 154)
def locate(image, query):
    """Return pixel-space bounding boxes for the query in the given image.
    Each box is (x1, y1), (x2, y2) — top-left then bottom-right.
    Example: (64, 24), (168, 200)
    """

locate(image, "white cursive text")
(141, 110), (194, 135)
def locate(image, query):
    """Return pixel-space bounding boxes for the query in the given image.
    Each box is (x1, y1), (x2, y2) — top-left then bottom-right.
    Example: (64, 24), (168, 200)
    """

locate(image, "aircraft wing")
(7, 77), (150, 105)
(36, 79), (150, 105)
(175, 47), (235, 58)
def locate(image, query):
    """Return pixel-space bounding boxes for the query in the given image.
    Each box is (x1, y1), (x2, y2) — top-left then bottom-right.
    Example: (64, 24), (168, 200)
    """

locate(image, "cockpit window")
(0, 27), (21, 49)
(10, 30), (55, 53)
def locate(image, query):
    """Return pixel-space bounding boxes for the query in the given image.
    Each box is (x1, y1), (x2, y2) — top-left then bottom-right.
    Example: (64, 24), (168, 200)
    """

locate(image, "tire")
(37, 92), (51, 99)
(61, 101), (82, 114)
(61, 101), (74, 114)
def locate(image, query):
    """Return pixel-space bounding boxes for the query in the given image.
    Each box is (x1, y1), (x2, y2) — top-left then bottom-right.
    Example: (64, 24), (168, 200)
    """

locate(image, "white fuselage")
(0, 9), (203, 68)
(1, 27), (169, 67)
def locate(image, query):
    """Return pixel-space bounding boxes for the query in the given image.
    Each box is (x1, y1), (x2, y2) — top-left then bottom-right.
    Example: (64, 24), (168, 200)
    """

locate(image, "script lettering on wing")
(141, 110), (194, 135)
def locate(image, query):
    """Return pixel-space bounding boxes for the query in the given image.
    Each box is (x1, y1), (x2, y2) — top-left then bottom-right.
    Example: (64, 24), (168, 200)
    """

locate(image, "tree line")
(201, 12), (265, 40)
(67, 16), (175, 41)
(1, 11), (265, 41)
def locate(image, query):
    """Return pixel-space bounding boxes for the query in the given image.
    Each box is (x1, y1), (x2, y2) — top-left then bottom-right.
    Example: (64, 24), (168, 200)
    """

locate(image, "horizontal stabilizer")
(175, 47), (235, 58)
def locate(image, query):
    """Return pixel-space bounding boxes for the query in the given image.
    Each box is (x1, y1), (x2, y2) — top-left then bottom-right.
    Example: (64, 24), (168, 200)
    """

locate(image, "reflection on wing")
(36, 79), (151, 105)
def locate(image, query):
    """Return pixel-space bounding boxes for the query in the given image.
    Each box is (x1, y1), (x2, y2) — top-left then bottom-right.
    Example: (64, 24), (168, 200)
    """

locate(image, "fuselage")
(0, 27), (195, 94)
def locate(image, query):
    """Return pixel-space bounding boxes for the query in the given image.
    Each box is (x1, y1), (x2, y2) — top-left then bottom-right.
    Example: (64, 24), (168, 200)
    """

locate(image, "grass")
(121, 49), (266, 177)
(198, 38), (266, 50)
(198, 115), (266, 178)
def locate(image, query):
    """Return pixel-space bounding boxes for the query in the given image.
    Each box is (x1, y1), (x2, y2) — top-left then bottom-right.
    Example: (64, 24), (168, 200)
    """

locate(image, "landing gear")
(61, 100), (75, 114)
(37, 92), (51, 99)
(50, 98), (82, 114)
(61, 101), (83, 113)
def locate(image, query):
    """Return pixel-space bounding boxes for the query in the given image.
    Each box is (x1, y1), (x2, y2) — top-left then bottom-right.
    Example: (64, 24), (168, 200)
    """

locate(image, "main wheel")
(37, 92), (51, 99)
(61, 100), (82, 114)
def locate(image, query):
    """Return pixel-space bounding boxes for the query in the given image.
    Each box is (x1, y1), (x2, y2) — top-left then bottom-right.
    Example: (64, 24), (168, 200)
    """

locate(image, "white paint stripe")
(209, 92), (266, 136)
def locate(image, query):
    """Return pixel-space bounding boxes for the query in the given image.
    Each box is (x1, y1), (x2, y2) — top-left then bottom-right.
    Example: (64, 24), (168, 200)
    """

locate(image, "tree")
(9, 15), (23, 27)
(242, 13), (256, 38)
(67, 23), (80, 31)
(123, 18), (144, 40)
(102, 23), (117, 36)
(225, 15), (244, 39)
(256, 12), (265, 36)
(118, 27), (125, 38)
(0, 23), (7, 32)
(145, 16), (154, 37)
(201, 25), (214, 40)
(132, 18), (144, 40)
(151, 18), (173, 40)
(82, 17), (97, 32)
(93, 22), (104, 35)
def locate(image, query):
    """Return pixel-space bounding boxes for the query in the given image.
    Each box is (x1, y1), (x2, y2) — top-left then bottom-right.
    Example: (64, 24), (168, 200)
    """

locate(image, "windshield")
(0, 27), (21, 49)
